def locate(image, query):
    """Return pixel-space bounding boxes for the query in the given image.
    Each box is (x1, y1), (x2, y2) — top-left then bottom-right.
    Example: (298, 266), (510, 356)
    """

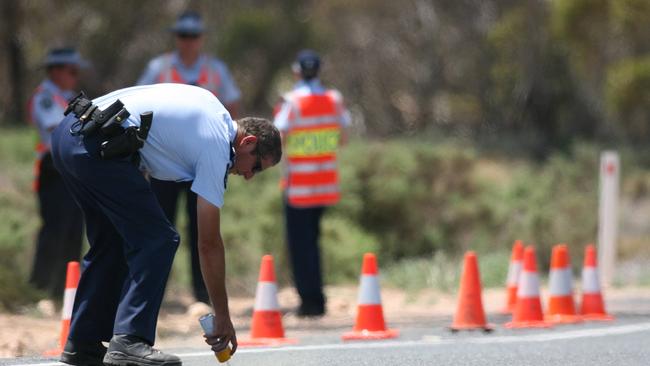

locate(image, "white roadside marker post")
(598, 151), (619, 287)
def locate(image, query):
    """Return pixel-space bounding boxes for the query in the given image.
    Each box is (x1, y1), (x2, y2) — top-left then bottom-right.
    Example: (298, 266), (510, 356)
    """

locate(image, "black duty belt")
(66, 91), (130, 138)
(65, 91), (153, 160)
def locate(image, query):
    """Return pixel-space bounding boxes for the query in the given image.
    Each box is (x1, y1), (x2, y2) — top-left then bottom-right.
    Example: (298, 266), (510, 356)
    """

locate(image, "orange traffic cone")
(450, 251), (492, 332)
(501, 240), (524, 314)
(545, 244), (582, 323)
(239, 255), (297, 347)
(342, 253), (399, 340)
(505, 246), (552, 328)
(44, 261), (80, 356)
(580, 244), (614, 321)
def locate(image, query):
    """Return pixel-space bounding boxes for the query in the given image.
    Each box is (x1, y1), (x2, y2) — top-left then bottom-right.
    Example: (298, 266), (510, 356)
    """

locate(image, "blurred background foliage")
(1, 0), (650, 308)
(1, 0), (649, 148)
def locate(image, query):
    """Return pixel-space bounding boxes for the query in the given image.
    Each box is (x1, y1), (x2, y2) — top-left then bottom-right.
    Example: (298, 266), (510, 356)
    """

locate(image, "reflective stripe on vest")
(157, 54), (221, 96)
(285, 92), (341, 207)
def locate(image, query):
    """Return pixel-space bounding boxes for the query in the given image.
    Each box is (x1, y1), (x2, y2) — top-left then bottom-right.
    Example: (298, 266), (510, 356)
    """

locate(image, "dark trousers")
(29, 153), (84, 299)
(284, 202), (326, 310)
(149, 178), (209, 304)
(51, 115), (180, 344)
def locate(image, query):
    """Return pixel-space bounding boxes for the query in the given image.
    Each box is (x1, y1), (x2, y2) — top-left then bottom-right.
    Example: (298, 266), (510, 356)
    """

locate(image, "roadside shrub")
(1, 127), (642, 300)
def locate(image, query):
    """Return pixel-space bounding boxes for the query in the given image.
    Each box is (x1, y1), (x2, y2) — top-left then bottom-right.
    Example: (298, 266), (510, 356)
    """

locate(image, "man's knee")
(157, 227), (181, 254)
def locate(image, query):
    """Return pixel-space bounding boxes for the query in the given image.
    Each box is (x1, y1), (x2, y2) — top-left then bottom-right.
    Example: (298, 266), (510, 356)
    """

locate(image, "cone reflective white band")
(62, 288), (76, 320)
(254, 282), (280, 310)
(358, 275), (381, 305)
(582, 267), (601, 294)
(517, 272), (540, 298)
(506, 262), (522, 286)
(549, 268), (573, 295)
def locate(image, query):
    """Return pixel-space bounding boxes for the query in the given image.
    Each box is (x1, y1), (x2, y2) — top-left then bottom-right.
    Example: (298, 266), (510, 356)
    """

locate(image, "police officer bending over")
(52, 83), (281, 366)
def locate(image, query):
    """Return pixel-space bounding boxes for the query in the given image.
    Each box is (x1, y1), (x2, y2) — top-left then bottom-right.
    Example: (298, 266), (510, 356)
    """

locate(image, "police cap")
(43, 47), (89, 68)
(293, 49), (321, 80)
(170, 11), (204, 36)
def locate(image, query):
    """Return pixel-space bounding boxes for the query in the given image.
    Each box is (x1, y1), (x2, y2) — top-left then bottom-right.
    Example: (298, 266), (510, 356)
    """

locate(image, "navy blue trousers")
(149, 178), (209, 303)
(51, 115), (180, 344)
(284, 202), (326, 310)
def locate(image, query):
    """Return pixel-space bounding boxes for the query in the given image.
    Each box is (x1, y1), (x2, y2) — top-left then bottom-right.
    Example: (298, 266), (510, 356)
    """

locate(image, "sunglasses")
(65, 67), (79, 77)
(252, 153), (263, 174)
(177, 33), (201, 40)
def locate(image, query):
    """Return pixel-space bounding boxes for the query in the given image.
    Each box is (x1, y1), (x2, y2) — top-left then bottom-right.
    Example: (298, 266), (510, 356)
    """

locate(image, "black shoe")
(60, 340), (107, 366)
(103, 335), (181, 366)
(297, 303), (325, 318)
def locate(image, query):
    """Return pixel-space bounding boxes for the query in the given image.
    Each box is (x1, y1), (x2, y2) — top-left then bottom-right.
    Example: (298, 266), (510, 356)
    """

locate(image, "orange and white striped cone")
(342, 253), (399, 340)
(44, 261), (80, 356)
(239, 255), (297, 347)
(449, 251), (493, 332)
(501, 240), (524, 314)
(545, 244), (582, 324)
(505, 246), (552, 328)
(580, 244), (614, 321)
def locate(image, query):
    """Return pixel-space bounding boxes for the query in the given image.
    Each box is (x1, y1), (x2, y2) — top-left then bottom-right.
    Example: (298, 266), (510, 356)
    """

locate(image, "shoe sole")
(60, 351), (105, 366)
(59, 352), (104, 366)
(103, 352), (182, 366)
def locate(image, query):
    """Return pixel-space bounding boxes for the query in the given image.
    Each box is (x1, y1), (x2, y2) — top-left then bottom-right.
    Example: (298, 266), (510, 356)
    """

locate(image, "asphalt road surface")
(4, 312), (650, 366)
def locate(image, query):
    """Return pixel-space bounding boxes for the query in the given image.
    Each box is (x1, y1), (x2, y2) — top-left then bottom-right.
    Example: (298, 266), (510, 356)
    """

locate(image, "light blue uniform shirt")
(30, 78), (75, 150)
(93, 83), (237, 208)
(137, 52), (241, 105)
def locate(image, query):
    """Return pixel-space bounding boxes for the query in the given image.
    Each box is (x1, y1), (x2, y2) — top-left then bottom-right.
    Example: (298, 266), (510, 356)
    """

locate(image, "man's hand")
(203, 312), (237, 355)
(196, 196), (236, 355)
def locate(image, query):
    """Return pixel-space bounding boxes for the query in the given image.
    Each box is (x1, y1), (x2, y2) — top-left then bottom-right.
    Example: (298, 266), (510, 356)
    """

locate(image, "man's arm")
(339, 128), (349, 146)
(136, 58), (161, 86)
(196, 195), (237, 355)
(214, 60), (241, 119)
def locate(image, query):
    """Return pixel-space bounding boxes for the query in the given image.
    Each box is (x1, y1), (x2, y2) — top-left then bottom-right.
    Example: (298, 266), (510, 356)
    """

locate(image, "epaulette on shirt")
(39, 91), (54, 110)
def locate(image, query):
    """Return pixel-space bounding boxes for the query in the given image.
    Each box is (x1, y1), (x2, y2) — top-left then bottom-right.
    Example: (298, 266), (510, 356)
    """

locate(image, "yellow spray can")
(199, 313), (232, 363)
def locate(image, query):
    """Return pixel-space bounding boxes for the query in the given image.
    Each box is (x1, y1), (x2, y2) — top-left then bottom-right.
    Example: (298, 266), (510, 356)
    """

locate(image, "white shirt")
(30, 78), (75, 149)
(93, 84), (237, 208)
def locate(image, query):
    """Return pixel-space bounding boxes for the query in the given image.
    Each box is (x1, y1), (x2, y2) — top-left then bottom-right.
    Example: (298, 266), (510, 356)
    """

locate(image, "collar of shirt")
(226, 118), (237, 170)
(294, 78), (325, 93)
(171, 52), (208, 74)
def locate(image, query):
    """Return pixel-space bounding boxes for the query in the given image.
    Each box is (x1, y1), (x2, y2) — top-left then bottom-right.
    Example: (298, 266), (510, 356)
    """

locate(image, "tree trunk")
(2, 0), (25, 125)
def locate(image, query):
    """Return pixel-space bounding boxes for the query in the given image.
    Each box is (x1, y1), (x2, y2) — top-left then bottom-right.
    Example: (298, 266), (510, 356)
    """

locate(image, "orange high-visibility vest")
(27, 84), (69, 191)
(157, 54), (221, 96)
(283, 91), (343, 207)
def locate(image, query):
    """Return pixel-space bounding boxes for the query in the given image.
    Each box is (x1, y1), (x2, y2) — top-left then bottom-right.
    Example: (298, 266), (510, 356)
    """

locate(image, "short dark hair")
(238, 117), (282, 165)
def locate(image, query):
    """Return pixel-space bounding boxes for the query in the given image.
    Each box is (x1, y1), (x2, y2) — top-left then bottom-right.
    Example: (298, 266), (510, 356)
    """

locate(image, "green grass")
(0, 127), (42, 310)
(2, 126), (650, 310)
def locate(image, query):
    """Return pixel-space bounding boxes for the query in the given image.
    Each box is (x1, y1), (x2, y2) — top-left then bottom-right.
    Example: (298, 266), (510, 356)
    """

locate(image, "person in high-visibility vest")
(27, 47), (87, 299)
(137, 11), (241, 304)
(273, 49), (351, 317)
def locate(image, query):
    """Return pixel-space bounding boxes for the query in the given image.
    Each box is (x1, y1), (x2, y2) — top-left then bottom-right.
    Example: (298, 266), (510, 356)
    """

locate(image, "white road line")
(463, 322), (650, 344)
(9, 322), (650, 366)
